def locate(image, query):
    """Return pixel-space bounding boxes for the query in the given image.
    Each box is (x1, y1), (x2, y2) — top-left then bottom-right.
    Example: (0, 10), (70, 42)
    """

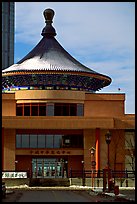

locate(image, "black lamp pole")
(105, 131), (111, 167)
(81, 160), (85, 186)
(105, 130), (111, 192)
(90, 147), (96, 189)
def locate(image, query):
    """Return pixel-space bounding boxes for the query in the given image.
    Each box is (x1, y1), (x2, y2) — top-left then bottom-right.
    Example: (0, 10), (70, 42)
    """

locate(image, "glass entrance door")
(44, 159), (56, 177)
(37, 159), (43, 177)
(32, 158), (64, 178)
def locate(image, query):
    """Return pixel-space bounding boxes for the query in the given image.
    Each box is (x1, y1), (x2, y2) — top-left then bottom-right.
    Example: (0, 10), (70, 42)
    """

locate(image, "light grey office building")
(2, 2), (14, 69)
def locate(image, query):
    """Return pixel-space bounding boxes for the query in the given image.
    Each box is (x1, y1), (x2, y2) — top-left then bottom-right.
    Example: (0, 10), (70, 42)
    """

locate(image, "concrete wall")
(85, 93), (125, 117)
(3, 128), (16, 170)
(83, 129), (95, 171)
(2, 90), (135, 172)
(2, 93), (16, 116)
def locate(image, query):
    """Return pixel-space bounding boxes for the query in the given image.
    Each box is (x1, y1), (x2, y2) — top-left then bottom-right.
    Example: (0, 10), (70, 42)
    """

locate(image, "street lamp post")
(15, 160), (18, 171)
(81, 160), (85, 186)
(105, 130), (112, 192)
(89, 147), (96, 189)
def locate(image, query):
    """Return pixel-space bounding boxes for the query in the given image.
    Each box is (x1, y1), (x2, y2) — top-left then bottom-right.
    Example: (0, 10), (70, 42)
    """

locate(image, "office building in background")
(2, 2), (14, 69)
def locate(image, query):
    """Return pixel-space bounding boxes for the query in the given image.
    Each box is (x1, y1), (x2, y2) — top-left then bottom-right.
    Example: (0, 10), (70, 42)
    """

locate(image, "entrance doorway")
(32, 158), (66, 178)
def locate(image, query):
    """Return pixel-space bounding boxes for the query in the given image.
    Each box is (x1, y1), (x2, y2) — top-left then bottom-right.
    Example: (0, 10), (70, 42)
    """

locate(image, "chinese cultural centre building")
(2, 8), (135, 179)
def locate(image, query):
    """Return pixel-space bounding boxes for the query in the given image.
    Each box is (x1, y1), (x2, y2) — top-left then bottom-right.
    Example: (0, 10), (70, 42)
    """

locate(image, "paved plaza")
(3, 185), (135, 202)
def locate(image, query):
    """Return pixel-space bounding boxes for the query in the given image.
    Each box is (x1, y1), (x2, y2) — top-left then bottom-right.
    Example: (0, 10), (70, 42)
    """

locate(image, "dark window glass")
(54, 104), (68, 116)
(31, 104), (38, 116)
(70, 104), (77, 116)
(54, 104), (62, 116)
(46, 135), (53, 148)
(24, 104), (30, 116)
(22, 134), (29, 148)
(62, 104), (69, 116)
(71, 135), (78, 147)
(75, 135), (83, 147)
(30, 134), (37, 148)
(54, 103), (77, 116)
(39, 104), (46, 116)
(16, 105), (23, 116)
(62, 135), (71, 147)
(16, 134), (21, 148)
(38, 135), (45, 148)
(62, 134), (83, 147)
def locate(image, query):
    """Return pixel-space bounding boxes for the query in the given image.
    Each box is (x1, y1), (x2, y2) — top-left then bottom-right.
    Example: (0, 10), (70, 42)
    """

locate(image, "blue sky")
(14, 2), (135, 114)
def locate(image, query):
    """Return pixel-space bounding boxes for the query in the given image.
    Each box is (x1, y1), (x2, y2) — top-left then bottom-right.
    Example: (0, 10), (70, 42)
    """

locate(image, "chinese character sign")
(2, 172), (27, 178)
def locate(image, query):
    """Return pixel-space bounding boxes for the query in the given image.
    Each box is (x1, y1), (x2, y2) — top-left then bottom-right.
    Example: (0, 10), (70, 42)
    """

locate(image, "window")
(46, 135), (53, 148)
(16, 103), (83, 116)
(125, 130), (135, 171)
(16, 134), (21, 148)
(125, 130), (135, 149)
(37, 135), (45, 148)
(16, 133), (83, 148)
(77, 104), (84, 116)
(62, 104), (69, 116)
(62, 135), (83, 147)
(16, 104), (23, 116)
(70, 104), (76, 116)
(31, 104), (38, 116)
(46, 103), (54, 116)
(30, 134), (37, 148)
(125, 155), (135, 171)
(24, 104), (30, 116)
(65, 139), (70, 144)
(62, 135), (71, 146)
(39, 104), (46, 116)
(22, 134), (29, 148)
(54, 103), (77, 116)
(54, 135), (62, 148)
(54, 104), (62, 116)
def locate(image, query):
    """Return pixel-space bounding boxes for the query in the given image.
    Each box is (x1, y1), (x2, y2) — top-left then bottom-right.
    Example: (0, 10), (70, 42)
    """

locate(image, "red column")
(95, 128), (100, 172)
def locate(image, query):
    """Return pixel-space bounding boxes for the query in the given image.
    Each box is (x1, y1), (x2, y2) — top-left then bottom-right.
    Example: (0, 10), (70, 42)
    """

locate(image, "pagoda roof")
(2, 8), (111, 92)
(2, 36), (100, 74)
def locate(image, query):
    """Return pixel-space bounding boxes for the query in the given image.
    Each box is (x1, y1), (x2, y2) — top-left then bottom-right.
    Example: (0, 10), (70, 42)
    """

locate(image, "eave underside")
(2, 73), (109, 92)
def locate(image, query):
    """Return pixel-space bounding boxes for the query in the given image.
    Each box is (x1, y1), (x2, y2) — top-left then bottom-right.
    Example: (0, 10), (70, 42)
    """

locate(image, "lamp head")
(89, 147), (96, 155)
(105, 130), (111, 144)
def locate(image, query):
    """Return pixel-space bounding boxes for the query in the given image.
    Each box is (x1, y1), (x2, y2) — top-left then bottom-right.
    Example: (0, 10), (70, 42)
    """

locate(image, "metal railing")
(69, 169), (135, 179)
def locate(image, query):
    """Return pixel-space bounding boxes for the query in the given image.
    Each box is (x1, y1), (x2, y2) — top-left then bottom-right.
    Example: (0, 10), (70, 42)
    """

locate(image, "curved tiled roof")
(2, 36), (98, 74)
(2, 8), (112, 92)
